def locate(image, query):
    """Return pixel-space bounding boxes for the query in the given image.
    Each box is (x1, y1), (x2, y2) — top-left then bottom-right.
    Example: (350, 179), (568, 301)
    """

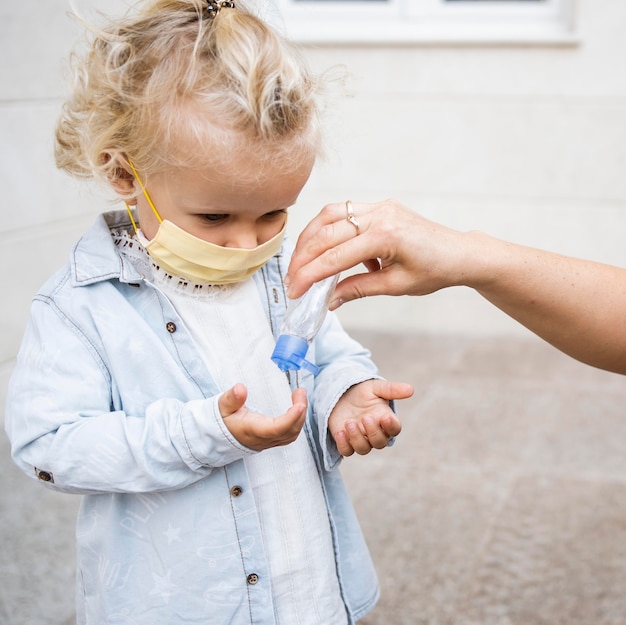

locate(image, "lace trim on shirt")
(111, 228), (238, 300)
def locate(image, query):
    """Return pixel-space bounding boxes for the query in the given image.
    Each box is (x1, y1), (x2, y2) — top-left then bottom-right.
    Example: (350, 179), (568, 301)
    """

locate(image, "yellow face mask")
(125, 162), (285, 285)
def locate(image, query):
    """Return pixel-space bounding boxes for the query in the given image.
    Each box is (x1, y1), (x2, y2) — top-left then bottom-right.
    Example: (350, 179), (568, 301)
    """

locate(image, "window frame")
(273, 0), (578, 45)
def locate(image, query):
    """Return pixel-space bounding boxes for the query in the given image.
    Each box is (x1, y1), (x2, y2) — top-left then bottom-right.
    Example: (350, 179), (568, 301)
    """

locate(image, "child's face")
(135, 152), (315, 248)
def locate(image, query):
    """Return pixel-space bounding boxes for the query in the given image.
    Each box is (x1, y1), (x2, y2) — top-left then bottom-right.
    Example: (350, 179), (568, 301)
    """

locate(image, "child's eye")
(202, 214), (228, 223)
(264, 210), (287, 220)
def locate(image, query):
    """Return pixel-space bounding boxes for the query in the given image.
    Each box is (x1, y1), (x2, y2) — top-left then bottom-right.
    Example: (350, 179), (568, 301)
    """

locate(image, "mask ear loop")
(125, 158), (163, 233)
(125, 203), (140, 233)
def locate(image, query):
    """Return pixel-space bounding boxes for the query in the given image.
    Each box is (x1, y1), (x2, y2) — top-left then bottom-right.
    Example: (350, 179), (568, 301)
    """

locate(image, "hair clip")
(206, 1), (235, 18)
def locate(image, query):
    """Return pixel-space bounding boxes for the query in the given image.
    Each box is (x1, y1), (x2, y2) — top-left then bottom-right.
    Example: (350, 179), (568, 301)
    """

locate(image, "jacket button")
(247, 573), (259, 585)
(35, 468), (54, 483)
(166, 322), (177, 333)
(230, 485), (243, 497)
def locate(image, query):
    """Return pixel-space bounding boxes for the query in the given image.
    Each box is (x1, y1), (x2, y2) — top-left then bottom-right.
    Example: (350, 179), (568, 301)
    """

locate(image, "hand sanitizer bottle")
(271, 274), (339, 374)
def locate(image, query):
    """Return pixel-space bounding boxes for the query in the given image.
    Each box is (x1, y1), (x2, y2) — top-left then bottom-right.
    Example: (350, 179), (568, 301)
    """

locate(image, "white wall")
(290, 0), (626, 336)
(1, 0), (625, 395)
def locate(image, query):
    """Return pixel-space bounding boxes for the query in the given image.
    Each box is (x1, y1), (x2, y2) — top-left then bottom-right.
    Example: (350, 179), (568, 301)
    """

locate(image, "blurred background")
(2, 1), (626, 624)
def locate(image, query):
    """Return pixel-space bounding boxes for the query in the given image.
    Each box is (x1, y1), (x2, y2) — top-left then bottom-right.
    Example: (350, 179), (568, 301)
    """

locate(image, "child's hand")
(328, 379), (414, 456)
(218, 383), (308, 451)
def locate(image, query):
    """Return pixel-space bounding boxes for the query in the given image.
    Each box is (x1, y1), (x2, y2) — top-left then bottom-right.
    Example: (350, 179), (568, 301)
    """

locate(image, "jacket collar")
(70, 210), (144, 286)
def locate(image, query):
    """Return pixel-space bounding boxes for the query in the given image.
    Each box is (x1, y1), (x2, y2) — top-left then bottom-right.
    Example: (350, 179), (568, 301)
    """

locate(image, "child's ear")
(103, 152), (137, 196)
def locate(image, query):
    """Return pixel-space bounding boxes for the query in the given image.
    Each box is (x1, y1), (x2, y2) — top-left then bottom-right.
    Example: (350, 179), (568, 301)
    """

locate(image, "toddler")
(5, 1), (413, 624)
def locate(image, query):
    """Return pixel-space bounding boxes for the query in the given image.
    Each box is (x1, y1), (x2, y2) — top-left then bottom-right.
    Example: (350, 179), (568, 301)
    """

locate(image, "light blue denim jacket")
(5, 210), (383, 625)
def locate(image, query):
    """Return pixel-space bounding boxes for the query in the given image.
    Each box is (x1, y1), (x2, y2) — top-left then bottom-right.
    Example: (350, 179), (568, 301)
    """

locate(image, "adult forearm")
(467, 232), (626, 374)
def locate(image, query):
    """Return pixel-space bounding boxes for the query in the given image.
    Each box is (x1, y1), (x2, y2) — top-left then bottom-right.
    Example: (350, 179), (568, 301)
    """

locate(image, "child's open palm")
(329, 379), (414, 456)
(219, 383), (308, 451)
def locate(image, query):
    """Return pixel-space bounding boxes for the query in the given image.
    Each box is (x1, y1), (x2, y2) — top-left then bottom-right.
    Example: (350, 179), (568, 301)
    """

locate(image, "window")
(273, 0), (576, 45)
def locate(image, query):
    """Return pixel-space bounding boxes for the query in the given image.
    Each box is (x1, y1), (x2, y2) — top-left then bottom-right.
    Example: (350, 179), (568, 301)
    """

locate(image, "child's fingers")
(380, 414), (402, 438)
(265, 388), (308, 447)
(344, 419), (375, 455)
(369, 379), (414, 402)
(337, 414), (402, 456)
(360, 415), (399, 449)
(291, 387), (308, 409)
(333, 429), (355, 457)
(218, 383), (248, 417)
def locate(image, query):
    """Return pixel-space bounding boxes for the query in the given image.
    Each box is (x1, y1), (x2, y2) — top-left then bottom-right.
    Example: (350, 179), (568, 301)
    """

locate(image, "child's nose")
(226, 227), (259, 249)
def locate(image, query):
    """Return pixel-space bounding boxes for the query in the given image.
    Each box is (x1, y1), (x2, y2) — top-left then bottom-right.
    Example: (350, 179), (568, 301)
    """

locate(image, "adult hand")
(286, 200), (626, 375)
(219, 383), (308, 451)
(286, 199), (471, 308)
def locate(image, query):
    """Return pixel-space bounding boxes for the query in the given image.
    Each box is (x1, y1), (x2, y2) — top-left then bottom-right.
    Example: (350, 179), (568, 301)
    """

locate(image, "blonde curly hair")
(55, 0), (321, 196)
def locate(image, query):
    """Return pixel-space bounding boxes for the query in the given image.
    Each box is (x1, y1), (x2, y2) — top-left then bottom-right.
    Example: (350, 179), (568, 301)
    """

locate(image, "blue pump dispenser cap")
(271, 334), (319, 374)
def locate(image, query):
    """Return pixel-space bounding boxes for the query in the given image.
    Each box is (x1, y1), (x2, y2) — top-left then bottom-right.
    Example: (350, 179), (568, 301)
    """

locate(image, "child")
(5, 1), (413, 624)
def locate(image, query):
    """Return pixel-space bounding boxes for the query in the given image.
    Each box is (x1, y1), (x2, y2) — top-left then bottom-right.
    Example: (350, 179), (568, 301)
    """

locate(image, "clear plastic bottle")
(271, 274), (340, 374)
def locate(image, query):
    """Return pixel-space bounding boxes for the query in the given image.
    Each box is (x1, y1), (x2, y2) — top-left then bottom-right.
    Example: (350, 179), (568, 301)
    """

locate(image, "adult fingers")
(287, 226), (387, 299)
(328, 269), (402, 309)
(287, 201), (383, 287)
(289, 202), (348, 261)
(287, 217), (360, 285)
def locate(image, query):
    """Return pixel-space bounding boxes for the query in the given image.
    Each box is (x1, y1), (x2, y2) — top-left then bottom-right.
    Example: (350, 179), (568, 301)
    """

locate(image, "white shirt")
(151, 271), (347, 625)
